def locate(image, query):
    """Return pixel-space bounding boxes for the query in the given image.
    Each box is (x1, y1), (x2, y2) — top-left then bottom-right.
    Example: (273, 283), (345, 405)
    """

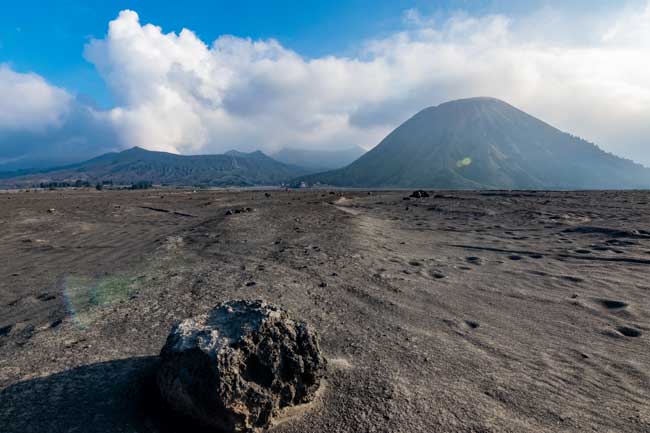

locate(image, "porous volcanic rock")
(157, 299), (326, 432)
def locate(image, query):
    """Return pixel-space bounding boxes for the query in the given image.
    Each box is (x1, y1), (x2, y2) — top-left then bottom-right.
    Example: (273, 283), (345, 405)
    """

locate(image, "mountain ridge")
(0, 147), (308, 187)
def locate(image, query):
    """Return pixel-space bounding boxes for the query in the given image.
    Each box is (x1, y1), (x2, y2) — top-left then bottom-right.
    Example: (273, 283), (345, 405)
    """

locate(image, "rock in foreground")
(157, 300), (326, 432)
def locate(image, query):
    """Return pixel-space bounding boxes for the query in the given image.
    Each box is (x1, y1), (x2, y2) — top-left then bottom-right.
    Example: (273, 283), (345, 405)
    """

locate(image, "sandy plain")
(1, 189), (649, 432)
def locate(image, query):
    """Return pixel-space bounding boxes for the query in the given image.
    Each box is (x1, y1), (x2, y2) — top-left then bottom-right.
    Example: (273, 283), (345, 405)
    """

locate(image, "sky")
(1, 0), (649, 168)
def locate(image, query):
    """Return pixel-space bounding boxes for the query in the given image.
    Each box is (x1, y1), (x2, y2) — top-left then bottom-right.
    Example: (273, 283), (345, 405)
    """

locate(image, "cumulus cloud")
(0, 65), (72, 131)
(0, 66), (117, 169)
(82, 10), (392, 155)
(2, 2), (650, 168)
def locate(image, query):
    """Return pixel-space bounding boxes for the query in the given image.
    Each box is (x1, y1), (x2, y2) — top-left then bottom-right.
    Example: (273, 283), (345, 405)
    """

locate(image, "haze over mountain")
(272, 146), (366, 171)
(0, 147), (307, 187)
(299, 97), (650, 190)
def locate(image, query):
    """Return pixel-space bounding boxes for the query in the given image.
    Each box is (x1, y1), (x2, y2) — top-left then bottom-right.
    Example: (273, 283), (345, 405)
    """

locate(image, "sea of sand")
(1, 189), (649, 432)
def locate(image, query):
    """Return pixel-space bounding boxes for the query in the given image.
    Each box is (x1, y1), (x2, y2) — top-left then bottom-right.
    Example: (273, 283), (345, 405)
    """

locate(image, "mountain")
(0, 147), (308, 187)
(272, 146), (366, 172)
(298, 97), (650, 189)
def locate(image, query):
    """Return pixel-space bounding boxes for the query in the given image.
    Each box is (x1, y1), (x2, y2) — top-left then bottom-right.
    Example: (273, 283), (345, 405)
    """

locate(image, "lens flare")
(61, 273), (141, 328)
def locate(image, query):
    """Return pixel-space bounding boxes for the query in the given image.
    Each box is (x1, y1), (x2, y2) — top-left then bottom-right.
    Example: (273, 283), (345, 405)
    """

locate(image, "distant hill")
(298, 97), (650, 189)
(0, 147), (308, 188)
(272, 146), (366, 171)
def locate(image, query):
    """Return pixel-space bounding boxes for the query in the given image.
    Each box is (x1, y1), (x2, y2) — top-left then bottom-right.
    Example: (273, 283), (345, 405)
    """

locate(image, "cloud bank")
(0, 65), (72, 131)
(1, 2), (650, 168)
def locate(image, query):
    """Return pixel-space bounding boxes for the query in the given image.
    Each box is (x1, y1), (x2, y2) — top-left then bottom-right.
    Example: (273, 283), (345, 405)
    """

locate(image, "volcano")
(299, 97), (650, 189)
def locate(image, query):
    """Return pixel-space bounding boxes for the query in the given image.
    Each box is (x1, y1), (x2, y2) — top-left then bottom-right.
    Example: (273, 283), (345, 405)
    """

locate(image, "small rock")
(47, 208), (56, 214)
(158, 300), (326, 432)
(410, 190), (430, 199)
(12, 323), (35, 345)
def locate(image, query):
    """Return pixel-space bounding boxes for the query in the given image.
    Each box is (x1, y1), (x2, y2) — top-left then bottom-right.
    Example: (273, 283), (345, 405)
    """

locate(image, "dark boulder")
(157, 300), (326, 432)
(410, 190), (430, 198)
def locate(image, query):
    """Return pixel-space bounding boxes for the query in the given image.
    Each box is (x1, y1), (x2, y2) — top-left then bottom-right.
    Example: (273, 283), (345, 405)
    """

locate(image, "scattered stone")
(47, 208), (56, 214)
(265, 192), (271, 198)
(410, 190), (430, 199)
(13, 323), (35, 346)
(226, 208), (254, 216)
(245, 281), (256, 287)
(158, 300), (326, 432)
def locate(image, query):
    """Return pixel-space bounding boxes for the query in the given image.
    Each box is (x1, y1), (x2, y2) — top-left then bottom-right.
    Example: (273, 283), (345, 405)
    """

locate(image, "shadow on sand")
(0, 356), (214, 433)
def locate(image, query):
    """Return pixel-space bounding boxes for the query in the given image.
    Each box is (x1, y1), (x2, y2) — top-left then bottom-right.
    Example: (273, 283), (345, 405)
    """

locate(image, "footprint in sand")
(596, 299), (629, 310)
(561, 275), (584, 283)
(465, 320), (480, 329)
(36, 292), (56, 302)
(617, 325), (642, 337)
(430, 271), (446, 279)
(0, 324), (13, 337)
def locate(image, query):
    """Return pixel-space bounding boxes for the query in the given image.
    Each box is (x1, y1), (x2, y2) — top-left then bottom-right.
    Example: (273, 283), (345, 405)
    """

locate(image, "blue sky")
(1, 1), (649, 168)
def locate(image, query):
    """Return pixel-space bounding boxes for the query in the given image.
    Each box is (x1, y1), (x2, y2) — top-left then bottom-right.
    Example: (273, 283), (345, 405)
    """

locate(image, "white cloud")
(0, 66), (118, 169)
(2, 3), (650, 167)
(79, 6), (650, 163)
(0, 65), (72, 131)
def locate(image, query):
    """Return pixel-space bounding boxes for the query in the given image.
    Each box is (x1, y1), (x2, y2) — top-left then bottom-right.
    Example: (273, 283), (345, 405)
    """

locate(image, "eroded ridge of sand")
(1, 189), (649, 432)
